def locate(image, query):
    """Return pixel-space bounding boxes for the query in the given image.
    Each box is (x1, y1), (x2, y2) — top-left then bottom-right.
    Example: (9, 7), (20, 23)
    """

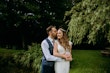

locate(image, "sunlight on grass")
(70, 50), (110, 73)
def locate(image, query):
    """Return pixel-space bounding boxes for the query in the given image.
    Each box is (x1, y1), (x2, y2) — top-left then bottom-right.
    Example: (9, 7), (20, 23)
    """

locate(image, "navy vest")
(42, 38), (54, 67)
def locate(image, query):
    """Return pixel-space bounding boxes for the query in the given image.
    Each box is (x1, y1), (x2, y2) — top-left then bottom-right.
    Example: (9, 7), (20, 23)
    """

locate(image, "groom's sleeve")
(41, 40), (62, 61)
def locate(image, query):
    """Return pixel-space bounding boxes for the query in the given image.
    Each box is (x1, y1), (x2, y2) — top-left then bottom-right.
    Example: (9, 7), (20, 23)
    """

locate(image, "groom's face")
(51, 27), (57, 38)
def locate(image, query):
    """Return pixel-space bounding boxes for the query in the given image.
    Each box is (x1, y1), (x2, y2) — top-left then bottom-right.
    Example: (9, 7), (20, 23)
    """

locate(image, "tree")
(0, 0), (73, 49)
(0, 0), (41, 49)
(64, 0), (110, 46)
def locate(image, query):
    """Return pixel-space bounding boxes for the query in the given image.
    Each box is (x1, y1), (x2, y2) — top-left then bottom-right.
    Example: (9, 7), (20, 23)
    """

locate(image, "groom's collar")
(48, 36), (54, 43)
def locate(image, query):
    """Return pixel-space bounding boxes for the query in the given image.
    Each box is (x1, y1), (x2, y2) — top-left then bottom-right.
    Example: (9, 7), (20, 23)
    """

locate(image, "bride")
(53, 28), (73, 73)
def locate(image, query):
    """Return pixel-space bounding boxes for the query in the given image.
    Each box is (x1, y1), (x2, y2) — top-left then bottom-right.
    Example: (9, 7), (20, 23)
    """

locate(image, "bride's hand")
(62, 53), (72, 61)
(65, 54), (72, 61)
(62, 54), (68, 59)
(65, 56), (72, 61)
(62, 54), (72, 61)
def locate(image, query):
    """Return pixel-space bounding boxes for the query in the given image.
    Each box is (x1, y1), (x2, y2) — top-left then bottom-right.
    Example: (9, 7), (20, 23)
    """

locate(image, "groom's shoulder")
(41, 38), (48, 44)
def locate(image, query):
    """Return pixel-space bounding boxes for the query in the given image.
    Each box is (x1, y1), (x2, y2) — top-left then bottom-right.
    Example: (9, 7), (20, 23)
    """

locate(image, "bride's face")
(57, 29), (63, 39)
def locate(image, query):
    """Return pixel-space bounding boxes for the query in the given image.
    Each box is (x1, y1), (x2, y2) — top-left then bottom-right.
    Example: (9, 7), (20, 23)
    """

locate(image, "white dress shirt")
(41, 37), (62, 61)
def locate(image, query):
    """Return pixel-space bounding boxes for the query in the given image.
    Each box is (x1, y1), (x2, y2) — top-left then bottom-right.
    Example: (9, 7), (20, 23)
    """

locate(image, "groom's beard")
(51, 33), (57, 39)
(51, 35), (57, 40)
(54, 37), (57, 40)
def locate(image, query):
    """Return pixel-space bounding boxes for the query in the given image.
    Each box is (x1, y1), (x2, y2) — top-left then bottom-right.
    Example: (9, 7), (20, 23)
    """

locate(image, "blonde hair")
(58, 28), (71, 51)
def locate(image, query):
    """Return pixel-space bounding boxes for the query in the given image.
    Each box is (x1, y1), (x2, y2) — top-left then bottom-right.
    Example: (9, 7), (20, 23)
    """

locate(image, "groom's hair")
(46, 25), (56, 34)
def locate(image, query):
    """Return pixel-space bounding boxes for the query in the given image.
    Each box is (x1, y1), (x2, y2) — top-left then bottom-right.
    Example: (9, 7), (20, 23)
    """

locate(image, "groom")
(41, 25), (62, 73)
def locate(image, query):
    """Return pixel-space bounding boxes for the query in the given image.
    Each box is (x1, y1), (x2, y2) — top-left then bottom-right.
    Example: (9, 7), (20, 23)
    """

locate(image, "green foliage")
(14, 43), (42, 73)
(0, 0), (73, 49)
(65, 0), (110, 45)
(0, 0), (40, 26)
(0, 48), (29, 73)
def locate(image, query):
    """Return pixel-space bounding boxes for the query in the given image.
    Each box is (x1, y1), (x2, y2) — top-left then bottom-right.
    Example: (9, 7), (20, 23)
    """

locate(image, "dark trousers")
(41, 62), (55, 73)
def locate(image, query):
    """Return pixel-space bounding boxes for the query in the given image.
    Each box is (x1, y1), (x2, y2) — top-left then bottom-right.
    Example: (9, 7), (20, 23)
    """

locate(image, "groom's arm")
(41, 40), (62, 61)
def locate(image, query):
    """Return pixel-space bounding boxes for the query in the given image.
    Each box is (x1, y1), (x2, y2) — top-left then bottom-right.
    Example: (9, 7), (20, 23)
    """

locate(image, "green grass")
(0, 48), (24, 53)
(0, 48), (30, 73)
(0, 48), (25, 56)
(70, 50), (110, 73)
(0, 48), (110, 73)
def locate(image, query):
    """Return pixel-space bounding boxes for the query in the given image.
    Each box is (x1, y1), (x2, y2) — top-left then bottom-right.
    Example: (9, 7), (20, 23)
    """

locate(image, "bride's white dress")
(55, 40), (72, 73)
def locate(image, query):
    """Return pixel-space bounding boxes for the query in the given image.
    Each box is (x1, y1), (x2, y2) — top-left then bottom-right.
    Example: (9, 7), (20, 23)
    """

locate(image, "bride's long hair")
(57, 28), (71, 51)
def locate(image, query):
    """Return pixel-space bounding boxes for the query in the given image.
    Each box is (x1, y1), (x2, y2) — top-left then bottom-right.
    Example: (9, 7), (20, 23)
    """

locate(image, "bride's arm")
(53, 42), (67, 59)
(65, 42), (73, 61)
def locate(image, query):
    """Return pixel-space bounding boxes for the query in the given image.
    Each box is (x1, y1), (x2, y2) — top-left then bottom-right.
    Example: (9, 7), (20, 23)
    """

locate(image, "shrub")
(14, 43), (42, 73)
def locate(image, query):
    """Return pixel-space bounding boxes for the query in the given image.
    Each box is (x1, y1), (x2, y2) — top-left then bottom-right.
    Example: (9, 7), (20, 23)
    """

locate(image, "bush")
(14, 43), (42, 73)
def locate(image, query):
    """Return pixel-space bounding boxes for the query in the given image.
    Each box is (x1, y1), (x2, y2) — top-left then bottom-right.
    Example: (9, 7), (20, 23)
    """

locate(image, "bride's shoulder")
(55, 40), (60, 44)
(69, 41), (73, 45)
(55, 40), (58, 43)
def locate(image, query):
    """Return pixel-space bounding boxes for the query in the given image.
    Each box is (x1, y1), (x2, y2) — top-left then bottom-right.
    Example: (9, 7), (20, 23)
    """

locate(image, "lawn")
(70, 50), (110, 73)
(0, 48), (24, 54)
(0, 48), (110, 73)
